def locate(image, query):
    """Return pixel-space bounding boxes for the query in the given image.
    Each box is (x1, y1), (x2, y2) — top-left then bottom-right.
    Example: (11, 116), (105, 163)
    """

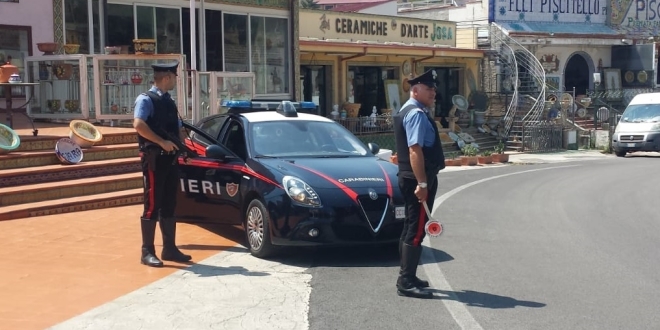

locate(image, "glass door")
(301, 65), (327, 115)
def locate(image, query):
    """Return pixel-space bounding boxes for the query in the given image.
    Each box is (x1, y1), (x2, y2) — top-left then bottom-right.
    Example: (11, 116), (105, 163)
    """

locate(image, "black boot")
(141, 219), (163, 267)
(399, 240), (429, 289)
(396, 243), (432, 299)
(160, 216), (192, 262)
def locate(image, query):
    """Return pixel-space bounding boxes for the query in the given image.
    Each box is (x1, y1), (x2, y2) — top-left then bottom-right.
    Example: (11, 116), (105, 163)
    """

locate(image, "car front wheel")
(615, 150), (627, 157)
(245, 199), (277, 258)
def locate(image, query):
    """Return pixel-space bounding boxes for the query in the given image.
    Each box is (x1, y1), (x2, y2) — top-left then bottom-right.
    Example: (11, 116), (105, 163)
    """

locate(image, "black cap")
(151, 61), (179, 76)
(408, 69), (437, 88)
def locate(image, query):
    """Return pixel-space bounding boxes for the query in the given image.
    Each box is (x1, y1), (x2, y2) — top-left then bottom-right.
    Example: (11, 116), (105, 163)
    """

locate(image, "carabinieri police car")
(177, 101), (405, 258)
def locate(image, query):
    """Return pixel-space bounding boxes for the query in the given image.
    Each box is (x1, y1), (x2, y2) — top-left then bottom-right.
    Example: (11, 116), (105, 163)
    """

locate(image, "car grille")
(620, 134), (644, 142)
(357, 195), (388, 232)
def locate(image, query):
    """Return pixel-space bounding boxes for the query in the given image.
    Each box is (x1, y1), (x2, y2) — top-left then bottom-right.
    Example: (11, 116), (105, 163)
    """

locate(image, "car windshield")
(621, 104), (660, 123)
(250, 120), (370, 157)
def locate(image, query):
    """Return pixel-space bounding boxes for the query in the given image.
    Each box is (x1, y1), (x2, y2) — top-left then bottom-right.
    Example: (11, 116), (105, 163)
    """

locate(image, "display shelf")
(92, 54), (187, 120)
(24, 54), (92, 120)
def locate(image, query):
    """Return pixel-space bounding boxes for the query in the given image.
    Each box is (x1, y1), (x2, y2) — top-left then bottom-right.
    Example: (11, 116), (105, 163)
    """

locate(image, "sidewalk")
(0, 205), (243, 330)
(442, 150), (612, 172)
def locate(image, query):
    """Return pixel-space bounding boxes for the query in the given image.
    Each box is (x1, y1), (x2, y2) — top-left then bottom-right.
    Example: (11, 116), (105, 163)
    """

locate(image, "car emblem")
(368, 189), (378, 200)
(226, 183), (239, 197)
(629, 135), (634, 140)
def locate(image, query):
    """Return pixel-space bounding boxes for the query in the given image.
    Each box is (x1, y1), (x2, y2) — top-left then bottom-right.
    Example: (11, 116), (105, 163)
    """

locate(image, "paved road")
(49, 152), (660, 330)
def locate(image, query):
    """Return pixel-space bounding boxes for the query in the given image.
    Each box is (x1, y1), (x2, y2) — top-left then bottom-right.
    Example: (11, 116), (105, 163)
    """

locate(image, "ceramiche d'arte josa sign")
(299, 10), (456, 47)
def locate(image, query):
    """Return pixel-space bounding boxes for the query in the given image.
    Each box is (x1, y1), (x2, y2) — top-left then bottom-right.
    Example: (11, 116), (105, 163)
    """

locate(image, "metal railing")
(397, 0), (454, 11)
(332, 117), (393, 136)
(489, 24), (518, 137)
(491, 23), (546, 137)
(520, 122), (563, 153)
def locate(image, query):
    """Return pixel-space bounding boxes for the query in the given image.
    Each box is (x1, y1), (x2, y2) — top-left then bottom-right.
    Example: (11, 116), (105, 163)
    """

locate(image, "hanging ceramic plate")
(625, 71), (635, 83)
(452, 95), (469, 111)
(638, 71), (648, 83)
(577, 107), (587, 118)
(55, 137), (83, 165)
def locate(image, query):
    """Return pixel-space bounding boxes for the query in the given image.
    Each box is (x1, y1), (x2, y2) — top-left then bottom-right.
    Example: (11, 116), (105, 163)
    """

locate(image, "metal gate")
(521, 122), (563, 153)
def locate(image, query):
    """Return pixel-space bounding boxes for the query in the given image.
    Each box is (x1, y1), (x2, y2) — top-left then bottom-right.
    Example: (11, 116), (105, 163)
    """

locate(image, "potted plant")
(492, 141), (509, 163)
(478, 150), (493, 164)
(460, 144), (479, 166)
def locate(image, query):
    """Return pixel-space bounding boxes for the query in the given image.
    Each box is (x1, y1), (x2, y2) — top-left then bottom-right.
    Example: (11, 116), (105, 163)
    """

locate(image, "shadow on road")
(185, 263), (271, 277)
(429, 289), (546, 309)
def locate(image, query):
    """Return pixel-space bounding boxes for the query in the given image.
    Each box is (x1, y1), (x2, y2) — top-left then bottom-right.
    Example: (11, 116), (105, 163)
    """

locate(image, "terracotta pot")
(491, 153), (501, 162)
(461, 156), (478, 166)
(52, 63), (73, 80)
(37, 42), (58, 55)
(478, 155), (493, 164)
(0, 62), (19, 83)
(498, 153), (509, 163)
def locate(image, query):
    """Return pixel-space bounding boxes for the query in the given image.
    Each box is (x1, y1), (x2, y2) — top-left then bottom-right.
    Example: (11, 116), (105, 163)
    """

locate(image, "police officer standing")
(133, 61), (192, 267)
(393, 69), (445, 298)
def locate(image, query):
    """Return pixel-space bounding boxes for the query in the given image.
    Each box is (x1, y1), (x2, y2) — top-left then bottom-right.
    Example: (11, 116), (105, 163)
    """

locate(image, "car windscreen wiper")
(254, 154), (278, 158)
(310, 155), (350, 158)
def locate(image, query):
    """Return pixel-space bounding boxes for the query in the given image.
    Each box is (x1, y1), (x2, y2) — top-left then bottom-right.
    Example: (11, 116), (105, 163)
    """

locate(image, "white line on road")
(421, 165), (579, 330)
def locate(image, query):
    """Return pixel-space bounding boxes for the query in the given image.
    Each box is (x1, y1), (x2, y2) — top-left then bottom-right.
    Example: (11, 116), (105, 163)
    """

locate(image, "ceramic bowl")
(63, 44), (80, 54)
(64, 99), (80, 113)
(55, 137), (83, 164)
(0, 123), (20, 154)
(69, 120), (103, 148)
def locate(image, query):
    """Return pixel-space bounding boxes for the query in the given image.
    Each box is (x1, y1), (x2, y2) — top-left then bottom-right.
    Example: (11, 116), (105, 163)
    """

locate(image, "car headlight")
(651, 123), (660, 132)
(282, 176), (322, 207)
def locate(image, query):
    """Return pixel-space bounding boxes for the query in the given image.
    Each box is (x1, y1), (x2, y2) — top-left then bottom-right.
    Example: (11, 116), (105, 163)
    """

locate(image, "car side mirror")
(367, 142), (380, 155)
(205, 144), (228, 161)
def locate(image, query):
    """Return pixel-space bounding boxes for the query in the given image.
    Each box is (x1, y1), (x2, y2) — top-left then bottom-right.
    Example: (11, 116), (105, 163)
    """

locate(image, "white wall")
(398, 1), (488, 26)
(359, 1), (397, 16)
(0, 1), (54, 55)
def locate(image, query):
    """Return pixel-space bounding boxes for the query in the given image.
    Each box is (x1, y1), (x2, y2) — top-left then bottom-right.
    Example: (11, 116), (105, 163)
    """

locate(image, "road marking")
(421, 165), (579, 330)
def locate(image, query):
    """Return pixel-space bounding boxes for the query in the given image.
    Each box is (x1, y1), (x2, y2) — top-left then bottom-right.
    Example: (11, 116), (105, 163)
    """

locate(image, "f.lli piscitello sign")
(299, 9), (456, 47)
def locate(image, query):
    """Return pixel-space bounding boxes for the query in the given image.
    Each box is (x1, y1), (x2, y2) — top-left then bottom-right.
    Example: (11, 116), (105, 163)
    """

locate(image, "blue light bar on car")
(299, 102), (317, 109)
(221, 100), (252, 108)
(223, 100), (318, 114)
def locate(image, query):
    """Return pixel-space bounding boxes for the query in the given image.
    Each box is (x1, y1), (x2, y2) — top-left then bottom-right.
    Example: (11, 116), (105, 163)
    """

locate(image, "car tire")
(245, 199), (277, 259)
(615, 150), (627, 157)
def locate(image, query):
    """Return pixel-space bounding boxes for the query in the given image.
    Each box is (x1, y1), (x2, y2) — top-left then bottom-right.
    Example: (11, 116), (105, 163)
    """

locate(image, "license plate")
(395, 207), (405, 219)
(627, 143), (635, 147)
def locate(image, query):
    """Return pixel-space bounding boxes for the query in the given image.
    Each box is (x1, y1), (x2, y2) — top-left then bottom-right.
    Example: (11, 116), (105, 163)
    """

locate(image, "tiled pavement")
(0, 205), (243, 330)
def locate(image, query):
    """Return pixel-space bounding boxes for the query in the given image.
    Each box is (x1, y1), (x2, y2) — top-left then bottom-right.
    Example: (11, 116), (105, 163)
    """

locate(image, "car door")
(175, 117), (244, 225)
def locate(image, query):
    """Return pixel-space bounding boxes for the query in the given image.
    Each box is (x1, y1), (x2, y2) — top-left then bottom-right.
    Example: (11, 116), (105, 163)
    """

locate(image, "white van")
(612, 92), (660, 157)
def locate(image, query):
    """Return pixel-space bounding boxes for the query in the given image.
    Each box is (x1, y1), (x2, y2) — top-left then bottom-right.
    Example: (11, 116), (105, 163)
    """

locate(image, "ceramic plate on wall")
(452, 95), (468, 111)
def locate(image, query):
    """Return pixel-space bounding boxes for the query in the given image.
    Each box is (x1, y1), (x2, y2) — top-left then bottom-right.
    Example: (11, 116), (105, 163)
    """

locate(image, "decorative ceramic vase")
(69, 120), (103, 148)
(8, 73), (21, 84)
(110, 103), (119, 113)
(0, 62), (19, 83)
(52, 63), (73, 80)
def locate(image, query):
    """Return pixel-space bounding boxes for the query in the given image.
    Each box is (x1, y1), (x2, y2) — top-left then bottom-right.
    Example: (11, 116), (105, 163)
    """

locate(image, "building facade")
(298, 9), (484, 119)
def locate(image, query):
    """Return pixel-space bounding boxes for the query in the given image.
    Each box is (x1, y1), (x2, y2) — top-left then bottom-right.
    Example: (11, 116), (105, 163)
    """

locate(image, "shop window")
(224, 13), (248, 72)
(205, 9), (223, 71)
(0, 25), (31, 97)
(135, 6), (181, 54)
(349, 66), (396, 116)
(250, 16), (289, 94)
(64, 0), (90, 53)
(106, 4), (134, 49)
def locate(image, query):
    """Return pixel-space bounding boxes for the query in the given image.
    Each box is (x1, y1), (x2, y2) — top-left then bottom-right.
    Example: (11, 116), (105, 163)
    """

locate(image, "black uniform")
(135, 61), (191, 267)
(393, 69), (445, 298)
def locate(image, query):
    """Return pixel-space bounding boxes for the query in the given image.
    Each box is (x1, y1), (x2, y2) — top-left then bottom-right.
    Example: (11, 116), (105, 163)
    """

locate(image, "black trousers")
(140, 149), (178, 221)
(398, 175), (439, 247)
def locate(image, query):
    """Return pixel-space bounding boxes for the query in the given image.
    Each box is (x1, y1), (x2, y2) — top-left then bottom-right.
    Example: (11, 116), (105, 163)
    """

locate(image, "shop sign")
(539, 54), (560, 73)
(299, 9), (455, 47)
(489, 0), (607, 23)
(611, 0), (660, 30)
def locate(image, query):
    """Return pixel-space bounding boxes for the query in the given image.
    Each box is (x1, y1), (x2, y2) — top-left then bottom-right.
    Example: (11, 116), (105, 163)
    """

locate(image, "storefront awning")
(499, 21), (624, 38)
(299, 39), (484, 59)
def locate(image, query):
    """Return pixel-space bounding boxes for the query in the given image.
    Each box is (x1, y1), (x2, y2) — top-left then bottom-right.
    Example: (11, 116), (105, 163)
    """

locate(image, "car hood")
(257, 157), (398, 190)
